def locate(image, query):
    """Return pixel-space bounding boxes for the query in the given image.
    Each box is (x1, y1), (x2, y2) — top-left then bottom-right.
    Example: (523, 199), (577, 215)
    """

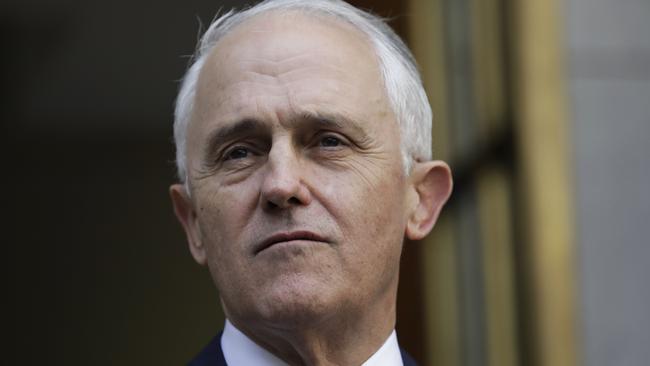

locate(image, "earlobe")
(169, 184), (207, 265)
(405, 161), (453, 240)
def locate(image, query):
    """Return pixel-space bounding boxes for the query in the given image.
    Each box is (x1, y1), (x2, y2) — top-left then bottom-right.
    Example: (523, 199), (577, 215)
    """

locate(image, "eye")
(224, 146), (251, 161)
(320, 135), (343, 147)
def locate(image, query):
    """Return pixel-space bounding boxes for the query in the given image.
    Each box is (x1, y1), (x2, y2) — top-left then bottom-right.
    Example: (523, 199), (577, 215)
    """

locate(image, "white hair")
(173, 0), (432, 182)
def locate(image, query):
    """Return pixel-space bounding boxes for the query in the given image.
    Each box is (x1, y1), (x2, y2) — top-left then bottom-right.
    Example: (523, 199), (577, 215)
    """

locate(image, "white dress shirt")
(221, 319), (404, 366)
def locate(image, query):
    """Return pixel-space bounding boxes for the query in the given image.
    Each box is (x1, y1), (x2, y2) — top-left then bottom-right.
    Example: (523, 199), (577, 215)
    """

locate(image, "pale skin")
(170, 12), (452, 366)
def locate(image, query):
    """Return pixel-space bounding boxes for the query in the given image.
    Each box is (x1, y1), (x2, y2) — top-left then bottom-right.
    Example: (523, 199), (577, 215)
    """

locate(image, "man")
(169, 0), (453, 365)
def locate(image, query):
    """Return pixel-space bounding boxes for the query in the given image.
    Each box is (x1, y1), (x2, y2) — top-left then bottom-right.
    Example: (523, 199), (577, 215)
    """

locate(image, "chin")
(244, 277), (346, 329)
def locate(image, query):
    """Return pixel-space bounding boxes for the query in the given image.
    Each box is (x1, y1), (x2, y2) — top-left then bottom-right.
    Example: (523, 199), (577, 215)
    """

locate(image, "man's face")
(175, 13), (415, 327)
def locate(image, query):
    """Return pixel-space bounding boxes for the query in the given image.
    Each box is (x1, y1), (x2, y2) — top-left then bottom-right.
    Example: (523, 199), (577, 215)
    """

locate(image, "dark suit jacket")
(188, 333), (418, 366)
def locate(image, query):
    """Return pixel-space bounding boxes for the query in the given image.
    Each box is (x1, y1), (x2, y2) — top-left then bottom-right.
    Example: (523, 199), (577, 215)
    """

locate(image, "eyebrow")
(202, 111), (368, 158)
(203, 118), (266, 160)
(294, 111), (366, 137)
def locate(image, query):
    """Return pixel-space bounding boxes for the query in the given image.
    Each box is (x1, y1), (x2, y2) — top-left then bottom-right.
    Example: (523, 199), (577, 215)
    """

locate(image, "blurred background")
(4, 0), (648, 365)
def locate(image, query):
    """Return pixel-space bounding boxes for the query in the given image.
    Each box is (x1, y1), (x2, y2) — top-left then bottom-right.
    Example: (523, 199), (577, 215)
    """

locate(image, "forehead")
(208, 11), (378, 75)
(192, 11), (391, 123)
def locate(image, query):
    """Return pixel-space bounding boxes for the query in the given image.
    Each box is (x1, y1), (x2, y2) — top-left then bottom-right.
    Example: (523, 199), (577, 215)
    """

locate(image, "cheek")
(322, 172), (406, 293)
(195, 183), (261, 300)
(316, 164), (408, 244)
(194, 180), (259, 255)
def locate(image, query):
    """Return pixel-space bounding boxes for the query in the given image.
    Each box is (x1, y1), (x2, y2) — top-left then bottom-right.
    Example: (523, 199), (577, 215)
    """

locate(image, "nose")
(260, 141), (311, 211)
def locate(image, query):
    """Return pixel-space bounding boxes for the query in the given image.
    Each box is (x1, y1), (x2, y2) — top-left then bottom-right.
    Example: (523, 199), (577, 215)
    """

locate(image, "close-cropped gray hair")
(173, 0), (432, 183)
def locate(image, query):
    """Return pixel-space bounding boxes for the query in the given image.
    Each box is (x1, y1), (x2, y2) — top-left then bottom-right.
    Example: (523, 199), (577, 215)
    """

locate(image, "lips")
(255, 231), (328, 254)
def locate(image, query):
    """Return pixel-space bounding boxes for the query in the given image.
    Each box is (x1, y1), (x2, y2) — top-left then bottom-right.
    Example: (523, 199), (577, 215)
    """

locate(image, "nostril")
(264, 195), (302, 211)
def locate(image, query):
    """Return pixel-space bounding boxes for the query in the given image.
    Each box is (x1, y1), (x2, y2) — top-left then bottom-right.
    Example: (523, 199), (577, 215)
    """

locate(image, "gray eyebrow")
(202, 111), (368, 160)
(203, 118), (267, 159)
(295, 111), (366, 136)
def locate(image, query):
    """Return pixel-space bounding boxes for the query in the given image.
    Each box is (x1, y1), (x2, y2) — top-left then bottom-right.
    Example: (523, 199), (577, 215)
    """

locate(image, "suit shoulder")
(188, 333), (227, 366)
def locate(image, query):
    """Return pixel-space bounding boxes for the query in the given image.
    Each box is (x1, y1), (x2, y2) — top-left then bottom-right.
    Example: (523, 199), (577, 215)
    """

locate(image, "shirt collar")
(221, 319), (404, 366)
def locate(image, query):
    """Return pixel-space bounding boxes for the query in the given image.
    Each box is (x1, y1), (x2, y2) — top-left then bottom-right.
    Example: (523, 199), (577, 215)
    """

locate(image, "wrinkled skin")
(170, 12), (452, 366)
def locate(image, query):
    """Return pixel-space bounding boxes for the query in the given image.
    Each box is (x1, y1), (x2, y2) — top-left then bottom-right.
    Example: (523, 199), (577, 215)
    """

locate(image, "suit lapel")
(188, 333), (227, 366)
(400, 347), (419, 366)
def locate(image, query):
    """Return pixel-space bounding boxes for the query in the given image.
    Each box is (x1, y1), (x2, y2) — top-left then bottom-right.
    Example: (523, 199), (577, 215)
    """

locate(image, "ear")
(169, 184), (207, 265)
(405, 160), (453, 240)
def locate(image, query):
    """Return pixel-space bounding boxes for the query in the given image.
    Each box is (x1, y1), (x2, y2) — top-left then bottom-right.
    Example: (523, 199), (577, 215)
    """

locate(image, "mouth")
(255, 231), (329, 255)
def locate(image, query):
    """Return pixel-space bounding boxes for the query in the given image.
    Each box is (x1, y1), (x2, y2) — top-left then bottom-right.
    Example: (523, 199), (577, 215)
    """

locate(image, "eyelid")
(316, 130), (354, 148)
(221, 142), (260, 161)
(317, 130), (347, 141)
(223, 146), (248, 161)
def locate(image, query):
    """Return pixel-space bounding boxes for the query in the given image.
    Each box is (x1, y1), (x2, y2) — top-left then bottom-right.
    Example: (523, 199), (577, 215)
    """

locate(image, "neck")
(226, 288), (398, 366)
